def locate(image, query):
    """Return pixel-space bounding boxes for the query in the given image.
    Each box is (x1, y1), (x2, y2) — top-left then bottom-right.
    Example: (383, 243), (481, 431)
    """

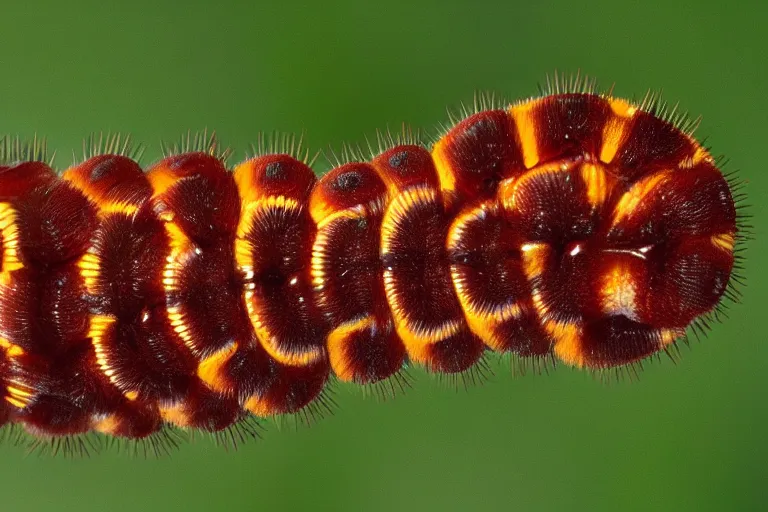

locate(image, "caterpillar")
(0, 75), (746, 456)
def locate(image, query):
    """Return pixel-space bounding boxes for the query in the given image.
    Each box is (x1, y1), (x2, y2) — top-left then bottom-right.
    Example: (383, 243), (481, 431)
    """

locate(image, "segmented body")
(0, 89), (741, 450)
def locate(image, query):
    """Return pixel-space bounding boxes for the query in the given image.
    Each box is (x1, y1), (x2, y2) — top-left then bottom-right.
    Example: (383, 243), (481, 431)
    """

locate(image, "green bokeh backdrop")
(0, 1), (765, 510)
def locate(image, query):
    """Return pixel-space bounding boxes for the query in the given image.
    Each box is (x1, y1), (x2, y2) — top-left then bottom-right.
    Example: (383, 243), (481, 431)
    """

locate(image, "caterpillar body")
(0, 77), (745, 455)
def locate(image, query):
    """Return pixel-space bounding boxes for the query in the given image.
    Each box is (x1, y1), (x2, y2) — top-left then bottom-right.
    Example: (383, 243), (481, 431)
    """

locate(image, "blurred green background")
(0, 0), (765, 510)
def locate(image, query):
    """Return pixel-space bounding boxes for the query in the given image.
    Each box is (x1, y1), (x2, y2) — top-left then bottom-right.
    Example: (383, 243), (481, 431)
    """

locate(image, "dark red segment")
(10, 347), (113, 436)
(315, 209), (384, 323)
(236, 154), (317, 200)
(491, 309), (553, 357)
(0, 165), (166, 436)
(3, 265), (160, 438)
(98, 306), (197, 402)
(371, 145), (440, 191)
(449, 207), (527, 310)
(436, 110), (524, 200)
(152, 153), (241, 245)
(385, 197), (463, 327)
(608, 162), (736, 247)
(0, 266), (88, 354)
(68, 155), (152, 205)
(15, 181), (98, 265)
(384, 190), (484, 373)
(73, 153), (244, 435)
(533, 93), (612, 161)
(0, 161), (57, 200)
(313, 163), (387, 213)
(447, 206), (552, 356)
(243, 198), (327, 359)
(579, 316), (669, 369)
(149, 153), (255, 364)
(641, 235), (734, 328)
(313, 197), (405, 382)
(0, 170), (110, 436)
(604, 163), (737, 328)
(335, 323), (404, 385)
(246, 356), (330, 416)
(319, 216), (379, 319)
(98, 399), (161, 439)
(72, 157), (190, 404)
(86, 211), (167, 318)
(168, 378), (242, 432)
(168, 245), (253, 358)
(508, 165), (603, 324)
(613, 110), (698, 183)
(312, 163), (405, 384)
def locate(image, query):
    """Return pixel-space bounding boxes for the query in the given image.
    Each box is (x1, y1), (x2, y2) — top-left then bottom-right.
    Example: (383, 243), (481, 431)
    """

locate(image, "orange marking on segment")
(581, 162), (609, 207)
(660, 328), (685, 347)
(546, 320), (584, 367)
(611, 171), (669, 226)
(160, 403), (191, 428)
(62, 171), (139, 216)
(0, 337), (24, 357)
(198, 341), (238, 393)
(93, 414), (121, 435)
(233, 160), (264, 204)
(244, 394), (274, 417)
(89, 314), (119, 383)
(167, 306), (195, 353)
(711, 233), (735, 252)
(78, 253), (102, 294)
(531, 291), (548, 317)
(431, 137), (457, 194)
(496, 176), (517, 207)
(600, 98), (637, 164)
(5, 345), (23, 357)
(146, 165), (180, 198)
(5, 381), (35, 408)
(0, 203), (23, 286)
(453, 286), (522, 351)
(327, 316), (375, 381)
(5, 396), (27, 409)
(691, 146), (710, 166)
(308, 197), (335, 226)
(679, 146), (712, 169)
(601, 265), (638, 318)
(315, 207), (362, 231)
(510, 100), (541, 169)
(520, 243), (550, 281)
(150, 195), (201, 353)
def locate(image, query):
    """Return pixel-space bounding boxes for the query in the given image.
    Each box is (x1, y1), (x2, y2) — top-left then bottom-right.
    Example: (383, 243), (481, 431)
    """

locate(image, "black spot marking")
(388, 151), (409, 170)
(333, 171), (361, 192)
(265, 162), (285, 180)
(89, 158), (116, 181)
(465, 117), (497, 139)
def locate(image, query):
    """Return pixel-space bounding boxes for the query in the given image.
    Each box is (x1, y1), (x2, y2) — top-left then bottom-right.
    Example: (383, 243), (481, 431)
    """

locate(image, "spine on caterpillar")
(0, 88), (740, 447)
